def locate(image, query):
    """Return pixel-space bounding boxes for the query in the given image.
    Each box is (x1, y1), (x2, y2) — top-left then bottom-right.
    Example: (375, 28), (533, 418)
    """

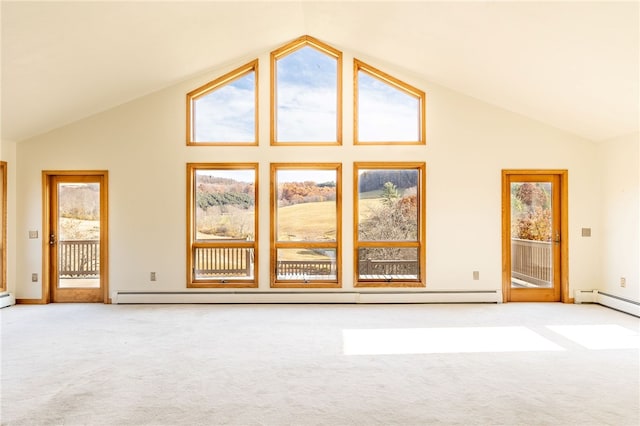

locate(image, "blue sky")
(193, 47), (421, 143)
(358, 71), (420, 142)
(194, 72), (255, 142)
(276, 46), (337, 142)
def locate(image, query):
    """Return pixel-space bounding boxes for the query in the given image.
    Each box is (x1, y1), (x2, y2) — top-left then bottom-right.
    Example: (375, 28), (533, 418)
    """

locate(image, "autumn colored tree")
(511, 183), (552, 241)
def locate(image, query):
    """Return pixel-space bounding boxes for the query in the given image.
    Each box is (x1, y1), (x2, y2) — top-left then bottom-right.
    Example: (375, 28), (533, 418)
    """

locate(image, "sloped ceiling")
(1, 1), (638, 143)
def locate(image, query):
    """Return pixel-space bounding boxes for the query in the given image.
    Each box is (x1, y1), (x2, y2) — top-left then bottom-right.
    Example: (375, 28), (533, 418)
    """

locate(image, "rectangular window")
(354, 162), (426, 287)
(271, 163), (342, 287)
(187, 164), (258, 287)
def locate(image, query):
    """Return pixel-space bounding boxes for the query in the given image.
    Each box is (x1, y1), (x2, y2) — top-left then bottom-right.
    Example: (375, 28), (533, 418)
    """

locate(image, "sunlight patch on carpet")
(547, 324), (640, 350)
(342, 326), (564, 355)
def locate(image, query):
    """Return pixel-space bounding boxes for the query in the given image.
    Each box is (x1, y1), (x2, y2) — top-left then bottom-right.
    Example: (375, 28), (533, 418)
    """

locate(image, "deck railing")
(277, 260), (336, 277)
(59, 240), (100, 278)
(61, 240), (551, 284)
(359, 259), (418, 276)
(511, 238), (552, 287)
(195, 247), (253, 277)
(194, 246), (422, 278)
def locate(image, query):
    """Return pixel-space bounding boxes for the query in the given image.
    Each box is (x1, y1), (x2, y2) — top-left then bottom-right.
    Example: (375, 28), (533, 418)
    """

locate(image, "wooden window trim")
(353, 162), (426, 287)
(186, 60), (259, 146)
(270, 35), (343, 146)
(187, 163), (259, 288)
(354, 59), (426, 145)
(270, 163), (342, 288)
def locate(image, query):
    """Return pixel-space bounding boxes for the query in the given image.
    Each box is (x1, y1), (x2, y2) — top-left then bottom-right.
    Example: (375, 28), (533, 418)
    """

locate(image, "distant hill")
(359, 170), (418, 193)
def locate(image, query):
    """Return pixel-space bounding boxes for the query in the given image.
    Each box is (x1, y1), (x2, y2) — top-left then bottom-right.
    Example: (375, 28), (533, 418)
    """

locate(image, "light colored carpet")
(1, 303), (638, 425)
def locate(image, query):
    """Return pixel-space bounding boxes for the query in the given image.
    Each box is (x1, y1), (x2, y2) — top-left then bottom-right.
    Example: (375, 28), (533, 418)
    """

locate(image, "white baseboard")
(113, 290), (502, 305)
(595, 291), (640, 317)
(575, 289), (639, 317)
(574, 289), (597, 304)
(0, 292), (16, 308)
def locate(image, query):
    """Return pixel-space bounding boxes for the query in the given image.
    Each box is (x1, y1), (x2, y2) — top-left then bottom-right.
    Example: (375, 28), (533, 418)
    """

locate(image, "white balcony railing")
(511, 238), (552, 287)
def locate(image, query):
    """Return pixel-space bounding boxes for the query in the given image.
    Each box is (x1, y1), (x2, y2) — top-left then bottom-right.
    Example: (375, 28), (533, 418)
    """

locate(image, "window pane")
(276, 169), (337, 241)
(358, 71), (420, 142)
(358, 248), (419, 280)
(194, 247), (254, 280)
(510, 182), (553, 289)
(277, 248), (336, 281)
(57, 183), (100, 289)
(276, 46), (337, 142)
(195, 169), (255, 241)
(193, 71), (255, 143)
(358, 169), (419, 241)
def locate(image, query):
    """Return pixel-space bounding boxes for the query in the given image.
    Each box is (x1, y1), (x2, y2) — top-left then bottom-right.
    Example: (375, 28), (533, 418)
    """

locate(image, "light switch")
(581, 228), (591, 237)
(29, 230), (39, 239)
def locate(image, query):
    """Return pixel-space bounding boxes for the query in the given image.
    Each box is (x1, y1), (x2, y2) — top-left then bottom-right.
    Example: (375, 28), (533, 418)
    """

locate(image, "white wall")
(14, 48), (603, 300)
(599, 132), (640, 302)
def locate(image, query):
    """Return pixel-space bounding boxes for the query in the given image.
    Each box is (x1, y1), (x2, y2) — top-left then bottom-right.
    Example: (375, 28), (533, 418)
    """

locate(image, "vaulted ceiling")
(2, 1), (638, 143)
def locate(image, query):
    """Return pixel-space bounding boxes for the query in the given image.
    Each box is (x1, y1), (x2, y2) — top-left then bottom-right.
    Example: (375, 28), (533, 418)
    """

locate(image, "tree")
(511, 183), (552, 241)
(381, 182), (399, 205)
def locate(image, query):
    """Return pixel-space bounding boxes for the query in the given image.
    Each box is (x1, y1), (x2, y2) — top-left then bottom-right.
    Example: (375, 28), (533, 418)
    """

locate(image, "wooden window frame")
(270, 35), (343, 146)
(353, 162), (426, 287)
(270, 163), (342, 288)
(187, 163), (259, 288)
(186, 60), (259, 146)
(354, 59), (426, 145)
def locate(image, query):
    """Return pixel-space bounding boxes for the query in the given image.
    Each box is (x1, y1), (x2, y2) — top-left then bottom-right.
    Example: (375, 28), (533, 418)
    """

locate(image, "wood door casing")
(43, 171), (109, 303)
(501, 170), (569, 303)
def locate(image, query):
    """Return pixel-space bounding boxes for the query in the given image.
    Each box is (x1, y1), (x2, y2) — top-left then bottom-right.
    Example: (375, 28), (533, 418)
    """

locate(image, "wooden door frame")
(42, 171), (109, 304)
(501, 169), (570, 303)
(0, 162), (6, 293)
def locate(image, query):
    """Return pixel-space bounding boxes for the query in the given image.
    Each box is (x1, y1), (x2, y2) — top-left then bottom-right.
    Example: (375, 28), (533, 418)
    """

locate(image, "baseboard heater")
(574, 290), (639, 317)
(113, 290), (502, 305)
(0, 292), (15, 309)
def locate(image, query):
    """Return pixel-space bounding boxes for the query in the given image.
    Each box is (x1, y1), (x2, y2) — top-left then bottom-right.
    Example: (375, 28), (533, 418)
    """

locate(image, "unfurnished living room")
(0, 1), (638, 425)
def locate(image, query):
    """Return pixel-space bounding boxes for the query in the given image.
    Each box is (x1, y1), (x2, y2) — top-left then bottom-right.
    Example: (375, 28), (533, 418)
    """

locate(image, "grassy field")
(277, 201), (337, 241)
(197, 197), (386, 242)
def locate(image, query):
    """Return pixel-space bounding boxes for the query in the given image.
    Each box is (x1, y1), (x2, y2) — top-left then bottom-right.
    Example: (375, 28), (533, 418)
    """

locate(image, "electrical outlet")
(620, 277), (626, 288)
(473, 271), (480, 280)
(150, 272), (156, 282)
(31, 273), (38, 282)
(29, 230), (39, 239)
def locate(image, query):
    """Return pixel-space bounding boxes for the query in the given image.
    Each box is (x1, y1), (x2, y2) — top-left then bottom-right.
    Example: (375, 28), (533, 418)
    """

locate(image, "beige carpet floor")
(1, 302), (638, 425)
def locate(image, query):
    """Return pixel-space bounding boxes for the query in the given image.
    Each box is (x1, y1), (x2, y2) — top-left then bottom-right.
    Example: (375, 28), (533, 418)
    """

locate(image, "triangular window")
(187, 60), (258, 145)
(355, 60), (425, 145)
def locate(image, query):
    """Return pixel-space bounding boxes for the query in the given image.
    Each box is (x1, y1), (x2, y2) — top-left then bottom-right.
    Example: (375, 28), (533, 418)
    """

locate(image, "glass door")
(49, 174), (107, 303)
(503, 172), (563, 302)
